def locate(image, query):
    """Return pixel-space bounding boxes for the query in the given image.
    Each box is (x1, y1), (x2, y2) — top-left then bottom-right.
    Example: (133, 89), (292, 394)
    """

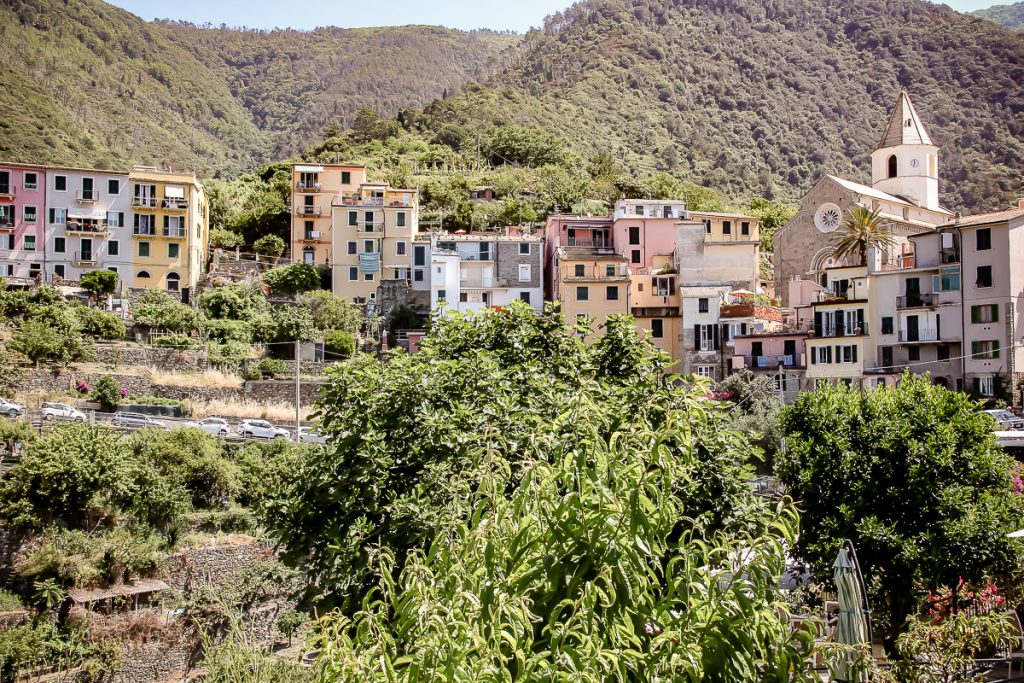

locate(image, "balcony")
(566, 238), (612, 249)
(76, 190), (99, 203)
(66, 221), (109, 236)
(813, 322), (868, 338)
(459, 253), (493, 262)
(0, 218), (14, 232)
(132, 196), (157, 208)
(72, 251), (97, 266)
(295, 206), (321, 217)
(163, 226), (186, 238)
(301, 231), (323, 242)
(295, 181), (322, 192)
(813, 290), (851, 303)
(461, 274), (508, 288)
(896, 293), (937, 309)
(739, 354), (805, 370)
(720, 303), (783, 322)
(132, 226), (157, 237)
(898, 328), (939, 343)
(162, 198), (189, 211)
(358, 221), (384, 234)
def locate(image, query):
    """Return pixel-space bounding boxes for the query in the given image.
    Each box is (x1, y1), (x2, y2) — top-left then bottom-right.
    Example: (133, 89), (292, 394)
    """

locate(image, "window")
(696, 366), (715, 379)
(22, 235), (35, 251)
(976, 228), (992, 251)
(341, 171), (351, 184)
(629, 226), (640, 245)
(518, 264), (531, 282)
(348, 241), (357, 255)
(107, 240), (118, 256)
(414, 245), (426, 267)
(437, 289), (446, 302)
(723, 221), (731, 235)
(933, 267), (960, 292)
(519, 291), (531, 304)
(887, 154), (898, 178)
(23, 172), (37, 189)
(396, 212), (406, 228)
(138, 242), (150, 257)
(136, 271), (150, 279)
(364, 272), (373, 281)
(741, 221), (750, 236)
(349, 267), (358, 281)
(698, 298), (709, 313)
(971, 340), (1000, 359)
(49, 208), (67, 224)
(606, 285), (619, 301)
(696, 324), (717, 352)
(576, 286), (589, 301)
(976, 376), (996, 397)
(459, 292), (468, 303)
(108, 179), (119, 195)
(107, 211), (123, 228)
(703, 220), (711, 234)
(414, 269), (424, 282)
(976, 265), (993, 288)
(574, 264), (585, 277)
(54, 264), (65, 278)
(653, 276), (675, 296)
(605, 264), (616, 276)
(363, 240), (375, 253)
(881, 317), (894, 334)
(651, 319), (664, 338)
(168, 243), (179, 259)
(971, 304), (999, 324)
(908, 346), (920, 362)
(348, 211), (358, 226)
(166, 272), (180, 292)
(364, 211), (374, 225)
(54, 175), (67, 191)
(54, 237), (66, 253)
(519, 243), (531, 255)
(810, 345), (832, 364)
(631, 249), (641, 264)
(937, 345), (950, 361)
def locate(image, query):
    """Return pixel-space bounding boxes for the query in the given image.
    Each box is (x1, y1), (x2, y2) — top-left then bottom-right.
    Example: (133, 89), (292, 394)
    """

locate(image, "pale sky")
(105, 0), (1005, 33)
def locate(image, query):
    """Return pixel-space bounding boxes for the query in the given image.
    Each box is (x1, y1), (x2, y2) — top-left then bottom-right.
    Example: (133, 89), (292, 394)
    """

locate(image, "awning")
(67, 208), (107, 220)
(295, 165), (324, 173)
(164, 186), (184, 199)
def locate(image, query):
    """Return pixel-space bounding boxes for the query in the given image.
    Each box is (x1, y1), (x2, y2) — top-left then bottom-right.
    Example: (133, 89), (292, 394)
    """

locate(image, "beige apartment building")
(553, 248), (630, 337)
(290, 163), (366, 267)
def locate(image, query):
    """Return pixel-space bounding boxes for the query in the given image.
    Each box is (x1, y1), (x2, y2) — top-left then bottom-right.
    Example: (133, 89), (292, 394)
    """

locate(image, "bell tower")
(870, 90), (940, 211)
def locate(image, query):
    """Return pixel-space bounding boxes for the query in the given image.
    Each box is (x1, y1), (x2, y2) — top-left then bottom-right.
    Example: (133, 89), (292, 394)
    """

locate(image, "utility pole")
(295, 339), (301, 438)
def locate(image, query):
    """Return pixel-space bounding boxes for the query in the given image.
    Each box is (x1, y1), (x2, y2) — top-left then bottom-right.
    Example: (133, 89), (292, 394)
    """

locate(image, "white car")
(297, 425), (328, 445)
(0, 398), (25, 418)
(183, 417), (231, 437)
(984, 409), (1024, 430)
(40, 402), (87, 423)
(238, 419), (291, 440)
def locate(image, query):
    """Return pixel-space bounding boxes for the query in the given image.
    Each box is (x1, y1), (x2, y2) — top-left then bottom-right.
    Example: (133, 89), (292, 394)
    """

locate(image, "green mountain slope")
(0, 0), (517, 176)
(973, 2), (1024, 30)
(405, 0), (1024, 212)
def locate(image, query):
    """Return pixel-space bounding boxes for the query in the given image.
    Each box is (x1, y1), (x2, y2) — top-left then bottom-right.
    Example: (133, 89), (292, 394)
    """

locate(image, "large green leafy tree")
(263, 303), (816, 679)
(776, 375), (1024, 645)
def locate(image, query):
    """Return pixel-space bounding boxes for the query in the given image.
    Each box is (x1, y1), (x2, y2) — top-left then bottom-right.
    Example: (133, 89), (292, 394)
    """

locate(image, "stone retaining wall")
(113, 638), (199, 683)
(93, 343), (207, 372)
(161, 541), (274, 593)
(0, 610), (29, 633)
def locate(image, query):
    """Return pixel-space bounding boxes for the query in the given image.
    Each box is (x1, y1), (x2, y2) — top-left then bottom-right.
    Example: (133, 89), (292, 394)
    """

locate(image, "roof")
(827, 175), (915, 207)
(876, 90), (934, 150)
(679, 285), (733, 296)
(938, 208), (1024, 229)
(68, 580), (169, 604)
(689, 210), (757, 220)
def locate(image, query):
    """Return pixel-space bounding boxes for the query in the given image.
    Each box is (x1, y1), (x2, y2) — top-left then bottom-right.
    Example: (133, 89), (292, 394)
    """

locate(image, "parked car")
(112, 412), (167, 430)
(40, 402), (87, 422)
(0, 398), (25, 418)
(182, 417), (231, 437)
(984, 409), (1024, 430)
(238, 419), (291, 440)
(297, 425), (328, 445)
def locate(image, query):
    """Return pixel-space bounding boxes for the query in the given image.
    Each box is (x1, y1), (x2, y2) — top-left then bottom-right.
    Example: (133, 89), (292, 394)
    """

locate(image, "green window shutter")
(991, 304), (999, 323)
(971, 306), (979, 324)
(972, 341), (980, 358)
(852, 345), (858, 363)
(973, 378), (980, 394)
(993, 341), (1000, 358)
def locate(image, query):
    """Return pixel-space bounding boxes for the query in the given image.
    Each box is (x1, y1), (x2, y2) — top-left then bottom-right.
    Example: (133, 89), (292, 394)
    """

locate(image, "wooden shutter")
(971, 306), (980, 324)
(694, 324), (701, 351)
(835, 312), (845, 336)
(826, 346), (833, 363)
(814, 312), (823, 336)
(852, 345), (858, 363)
(712, 324), (720, 351)
(809, 347), (816, 365)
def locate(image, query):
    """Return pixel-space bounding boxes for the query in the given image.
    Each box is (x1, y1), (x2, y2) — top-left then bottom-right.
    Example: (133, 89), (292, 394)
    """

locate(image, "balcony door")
(906, 315), (920, 342)
(80, 238), (93, 261)
(905, 277), (921, 307)
(81, 177), (94, 200)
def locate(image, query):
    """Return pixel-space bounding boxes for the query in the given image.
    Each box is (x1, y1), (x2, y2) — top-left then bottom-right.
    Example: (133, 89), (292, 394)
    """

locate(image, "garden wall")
(93, 343), (207, 372)
(161, 541), (274, 593)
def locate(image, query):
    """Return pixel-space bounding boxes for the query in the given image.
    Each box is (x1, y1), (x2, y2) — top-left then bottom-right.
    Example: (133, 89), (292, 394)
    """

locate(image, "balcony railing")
(73, 251), (97, 264)
(896, 293), (936, 309)
(162, 199), (189, 210)
(461, 275), (508, 288)
(76, 190), (98, 202)
(302, 231), (323, 241)
(66, 222), (108, 235)
(459, 253), (493, 262)
(296, 206), (321, 217)
(566, 238), (612, 249)
(740, 354), (804, 370)
(132, 196), (157, 208)
(0, 218), (14, 230)
(813, 290), (851, 303)
(163, 227), (186, 238)
(132, 226), (157, 236)
(814, 322), (868, 338)
(296, 181), (322, 191)
(898, 328), (939, 342)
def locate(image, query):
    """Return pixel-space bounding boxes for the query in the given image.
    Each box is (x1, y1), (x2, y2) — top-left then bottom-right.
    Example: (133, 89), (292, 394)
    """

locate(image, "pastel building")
(553, 248), (630, 337)
(611, 199), (687, 272)
(629, 253), (682, 362)
(290, 163), (367, 267)
(0, 163), (45, 279)
(44, 166), (131, 286)
(128, 167), (209, 296)
(331, 182), (419, 304)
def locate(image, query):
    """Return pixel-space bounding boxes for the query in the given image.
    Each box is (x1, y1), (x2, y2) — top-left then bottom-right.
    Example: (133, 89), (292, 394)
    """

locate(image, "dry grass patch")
(190, 397), (313, 422)
(147, 367), (243, 388)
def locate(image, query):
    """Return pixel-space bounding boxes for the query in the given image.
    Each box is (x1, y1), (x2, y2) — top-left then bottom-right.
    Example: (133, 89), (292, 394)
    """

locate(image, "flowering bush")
(925, 579), (1006, 623)
(120, 386), (128, 398)
(75, 380), (91, 394)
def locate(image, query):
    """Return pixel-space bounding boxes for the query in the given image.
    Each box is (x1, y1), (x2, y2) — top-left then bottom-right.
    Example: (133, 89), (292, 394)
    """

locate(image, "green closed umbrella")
(831, 543), (871, 682)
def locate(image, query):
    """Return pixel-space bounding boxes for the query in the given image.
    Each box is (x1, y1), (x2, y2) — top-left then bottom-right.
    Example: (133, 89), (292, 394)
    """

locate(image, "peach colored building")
(290, 163), (367, 267)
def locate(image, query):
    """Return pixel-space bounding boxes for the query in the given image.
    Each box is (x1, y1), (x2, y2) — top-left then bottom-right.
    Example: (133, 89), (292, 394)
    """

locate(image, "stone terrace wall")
(93, 343), (207, 372)
(161, 541), (274, 593)
(112, 638), (199, 683)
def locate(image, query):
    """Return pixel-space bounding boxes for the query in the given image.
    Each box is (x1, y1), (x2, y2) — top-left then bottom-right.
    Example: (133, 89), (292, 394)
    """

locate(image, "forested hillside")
(398, 0), (1024, 212)
(973, 2), (1024, 30)
(0, 0), (516, 176)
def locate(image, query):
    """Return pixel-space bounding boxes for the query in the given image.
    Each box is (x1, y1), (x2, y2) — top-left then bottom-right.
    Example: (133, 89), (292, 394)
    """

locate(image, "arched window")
(136, 270), (150, 279)
(166, 272), (180, 292)
(887, 154), (898, 178)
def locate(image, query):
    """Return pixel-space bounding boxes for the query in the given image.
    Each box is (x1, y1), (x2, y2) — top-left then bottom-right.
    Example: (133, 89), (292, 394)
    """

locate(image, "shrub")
(256, 357), (287, 379)
(243, 365), (262, 382)
(323, 330), (355, 359)
(91, 375), (121, 412)
(263, 263), (321, 295)
(73, 306), (125, 340)
(126, 396), (181, 407)
(152, 334), (195, 349)
(133, 290), (201, 334)
(207, 340), (251, 368)
(252, 234), (285, 258)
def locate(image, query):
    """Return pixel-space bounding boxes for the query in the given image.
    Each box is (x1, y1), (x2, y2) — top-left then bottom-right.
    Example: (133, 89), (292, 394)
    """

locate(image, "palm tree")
(830, 206), (896, 266)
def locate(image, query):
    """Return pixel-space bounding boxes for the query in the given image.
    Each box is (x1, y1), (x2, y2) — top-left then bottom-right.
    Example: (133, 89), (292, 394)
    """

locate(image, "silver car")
(183, 417), (231, 437)
(238, 419), (291, 440)
(298, 425), (328, 445)
(112, 412), (167, 430)
(984, 409), (1024, 430)
(0, 398), (25, 418)
(40, 402), (87, 423)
